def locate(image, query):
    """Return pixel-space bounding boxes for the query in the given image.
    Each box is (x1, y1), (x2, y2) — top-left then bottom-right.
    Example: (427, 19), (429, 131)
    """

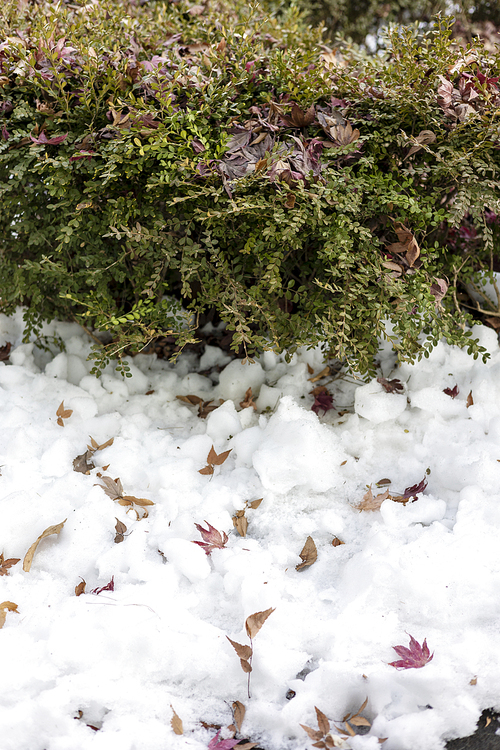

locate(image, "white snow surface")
(1, 311), (500, 750)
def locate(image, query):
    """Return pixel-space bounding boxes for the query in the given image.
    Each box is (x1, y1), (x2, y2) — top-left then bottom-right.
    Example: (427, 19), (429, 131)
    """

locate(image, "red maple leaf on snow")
(389, 633), (434, 669)
(193, 522), (228, 555)
(207, 730), (240, 749)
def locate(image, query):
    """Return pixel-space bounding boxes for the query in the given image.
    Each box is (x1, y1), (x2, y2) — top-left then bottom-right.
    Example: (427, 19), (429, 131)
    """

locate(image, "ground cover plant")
(0, 0), (499, 379)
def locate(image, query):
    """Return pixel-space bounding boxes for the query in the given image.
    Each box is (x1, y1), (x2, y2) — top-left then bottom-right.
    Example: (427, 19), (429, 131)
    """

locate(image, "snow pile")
(1, 311), (500, 750)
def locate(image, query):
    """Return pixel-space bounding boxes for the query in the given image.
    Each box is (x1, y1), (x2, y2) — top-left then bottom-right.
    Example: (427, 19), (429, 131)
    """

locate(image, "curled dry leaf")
(296, 535), (318, 570)
(466, 390), (474, 408)
(443, 384), (459, 398)
(308, 366), (330, 383)
(170, 705), (183, 735)
(232, 510), (248, 537)
(404, 129), (436, 159)
(248, 498), (263, 510)
(0, 600), (19, 628)
(75, 579), (86, 596)
(240, 387), (257, 410)
(73, 450), (94, 474)
(23, 519), (67, 572)
(331, 536), (344, 547)
(56, 400), (73, 426)
(0, 552), (20, 575)
(245, 607), (275, 639)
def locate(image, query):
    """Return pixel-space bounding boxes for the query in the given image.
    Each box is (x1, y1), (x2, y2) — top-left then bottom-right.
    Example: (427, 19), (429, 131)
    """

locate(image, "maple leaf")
(390, 477), (428, 504)
(377, 377), (404, 393)
(356, 486), (390, 511)
(389, 634), (433, 669)
(443, 384), (459, 398)
(193, 522), (228, 554)
(311, 387), (334, 415)
(207, 730), (240, 750)
(0, 552), (20, 576)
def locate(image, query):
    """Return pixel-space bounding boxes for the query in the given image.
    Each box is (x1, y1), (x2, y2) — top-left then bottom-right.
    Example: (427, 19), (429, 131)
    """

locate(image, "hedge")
(0, 0), (499, 376)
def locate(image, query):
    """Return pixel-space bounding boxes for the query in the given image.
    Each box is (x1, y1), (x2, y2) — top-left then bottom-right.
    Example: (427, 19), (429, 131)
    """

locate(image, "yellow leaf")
(23, 519), (67, 572)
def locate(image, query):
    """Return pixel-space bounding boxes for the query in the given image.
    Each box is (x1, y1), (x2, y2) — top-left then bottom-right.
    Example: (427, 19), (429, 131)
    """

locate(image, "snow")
(1, 309), (500, 750)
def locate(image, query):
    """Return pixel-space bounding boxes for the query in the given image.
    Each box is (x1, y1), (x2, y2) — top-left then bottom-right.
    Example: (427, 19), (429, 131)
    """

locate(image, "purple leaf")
(311, 389), (334, 415)
(443, 384), (459, 398)
(90, 577), (115, 595)
(30, 131), (68, 145)
(193, 522), (228, 555)
(401, 477), (428, 499)
(389, 634), (434, 669)
(208, 731), (240, 750)
(1, 125), (9, 141)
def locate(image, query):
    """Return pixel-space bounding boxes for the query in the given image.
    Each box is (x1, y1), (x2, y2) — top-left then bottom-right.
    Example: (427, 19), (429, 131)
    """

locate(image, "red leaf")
(90, 577), (115, 595)
(208, 730), (240, 750)
(443, 385), (459, 398)
(193, 522), (228, 554)
(389, 634), (433, 669)
(311, 388), (334, 415)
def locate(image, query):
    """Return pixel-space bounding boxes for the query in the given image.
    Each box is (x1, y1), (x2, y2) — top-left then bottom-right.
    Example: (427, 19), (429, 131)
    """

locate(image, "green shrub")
(0, 0), (498, 376)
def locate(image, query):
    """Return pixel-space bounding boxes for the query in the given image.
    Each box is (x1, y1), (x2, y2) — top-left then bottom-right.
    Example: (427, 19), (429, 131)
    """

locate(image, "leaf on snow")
(300, 724), (324, 742)
(73, 450), (95, 474)
(207, 446), (232, 465)
(193, 522), (228, 554)
(75, 579), (86, 596)
(377, 378), (404, 393)
(308, 366), (330, 383)
(232, 510), (248, 537)
(170, 705), (183, 735)
(56, 400), (73, 426)
(311, 387), (334, 415)
(296, 536), (318, 570)
(90, 577), (115, 595)
(0, 552), (20, 575)
(0, 600), (19, 628)
(232, 701), (246, 732)
(248, 498), (263, 510)
(466, 390), (474, 408)
(121, 495), (154, 507)
(114, 518), (127, 543)
(96, 476), (124, 500)
(207, 730), (240, 750)
(331, 536), (344, 547)
(245, 607), (275, 639)
(240, 387), (257, 410)
(356, 486), (390, 511)
(315, 707), (330, 736)
(389, 634), (434, 669)
(227, 638), (253, 661)
(392, 477), (428, 503)
(443, 384), (459, 398)
(23, 519), (67, 572)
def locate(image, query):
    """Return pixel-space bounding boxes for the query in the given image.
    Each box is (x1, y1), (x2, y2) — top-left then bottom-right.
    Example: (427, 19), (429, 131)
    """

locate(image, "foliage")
(0, 1), (498, 376)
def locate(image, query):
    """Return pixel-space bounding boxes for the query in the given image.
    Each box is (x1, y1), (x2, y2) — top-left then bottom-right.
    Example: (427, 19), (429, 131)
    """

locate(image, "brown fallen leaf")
(0, 552), (21, 576)
(308, 366), (330, 383)
(199, 446), (232, 475)
(97, 476), (124, 500)
(0, 601), (19, 628)
(248, 498), (263, 510)
(23, 519), (67, 572)
(356, 486), (390, 512)
(227, 637), (253, 661)
(75, 579), (86, 596)
(232, 510), (248, 537)
(240, 387), (257, 410)
(232, 701), (245, 732)
(0, 342), (11, 361)
(296, 535), (317, 571)
(466, 390), (473, 408)
(170, 705), (183, 735)
(114, 518), (127, 543)
(56, 400), (73, 426)
(404, 129), (437, 159)
(470, 676), (477, 685)
(245, 607), (275, 639)
(73, 450), (95, 474)
(331, 536), (344, 547)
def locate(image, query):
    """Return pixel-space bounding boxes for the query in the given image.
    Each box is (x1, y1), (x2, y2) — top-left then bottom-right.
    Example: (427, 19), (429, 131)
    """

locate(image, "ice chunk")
(217, 359), (265, 402)
(161, 538), (211, 582)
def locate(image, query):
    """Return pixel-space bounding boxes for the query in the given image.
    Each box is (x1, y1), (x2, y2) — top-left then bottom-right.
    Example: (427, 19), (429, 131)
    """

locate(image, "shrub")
(0, 0), (498, 376)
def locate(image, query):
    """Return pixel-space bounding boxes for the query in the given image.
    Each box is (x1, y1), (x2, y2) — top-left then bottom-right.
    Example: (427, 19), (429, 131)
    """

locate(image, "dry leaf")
(356, 487), (389, 512)
(56, 400), (73, 426)
(308, 366), (330, 383)
(88, 436), (114, 452)
(240, 387), (257, 410)
(466, 390), (473, 408)
(227, 637), (253, 661)
(296, 536), (317, 570)
(307, 363), (314, 375)
(485, 716), (492, 728)
(114, 518), (127, 543)
(470, 676), (477, 685)
(389, 634), (433, 669)
(73, 450), (95, 474)
(23, 519), (67, 572)
(207, 446), (232, 465)
(194, 522), (228, 554)
(300, 724), (324, 742)
(232, 511), (248, 537)
(404, 129), (437, 159)
(0, 600), (19, 628)
(245, 607), (275, 639)
(232, 701), (245, 732)
(0, 552), (20, 575)
(75, 579), (86, 596)
(170, 705), (183, 735)
(284, 193), (296, 209)
(248, 498), (263, 510)
(176, 394), (203, 406)
(315, 707), (330, 736)
(121, 495), (154, 507)
(97, 476), (124, 500)
(240, 658), (252, 673)
(376, 478), (392, 487)
(199, 464), (214, 475)
(331, 536), (344, 547)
